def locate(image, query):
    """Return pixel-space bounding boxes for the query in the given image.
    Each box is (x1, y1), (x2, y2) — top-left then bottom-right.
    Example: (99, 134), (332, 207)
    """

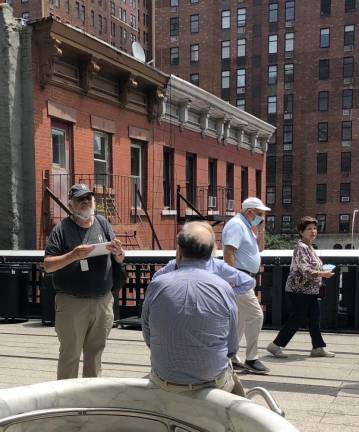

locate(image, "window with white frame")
(320, 28), (330, 48)
(221, 10), (230, 29)
(285, 32), (294, 54)
(344, 24), (355, 47)
(131, 141), (146, 208)
(237, 38), (246, 57)
(268, 65), (277, 85)
(190, 44), (199, 63)
(94, 131), (112, 186)
(285, 0), (295, 21)
(267, 96), (277, 114)
(237, 8), (246, 27)
(221, 70), (230, 89)
(237, 68), (245, 88)
(268, 34), (278, 54)
(221, 40), (230, 59)
(268, 3), (278, 23)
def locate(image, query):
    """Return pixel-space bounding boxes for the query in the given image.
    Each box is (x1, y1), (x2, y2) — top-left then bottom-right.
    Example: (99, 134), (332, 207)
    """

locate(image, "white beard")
(74, 203), (95, 220)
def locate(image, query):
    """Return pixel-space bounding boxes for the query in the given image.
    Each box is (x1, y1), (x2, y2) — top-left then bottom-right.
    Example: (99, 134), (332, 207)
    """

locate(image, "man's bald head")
(177, 221), (215, 261)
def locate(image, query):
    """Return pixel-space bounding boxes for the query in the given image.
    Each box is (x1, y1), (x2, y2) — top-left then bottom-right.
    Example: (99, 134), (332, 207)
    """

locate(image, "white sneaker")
(266, 342), (288, 358)
(310, 347), (335, 358)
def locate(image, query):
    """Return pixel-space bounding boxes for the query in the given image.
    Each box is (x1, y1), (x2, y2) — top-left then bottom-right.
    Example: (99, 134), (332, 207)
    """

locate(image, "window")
(344, 24), (355, 47)
(221, 10), (230, 29)
(75, 1), (80, 18)
(316, 184), (327, 203)
(284, 63), (294, 82)
(52, 126), (69, 169)
(221, 70), (230, 89)
(170, 47), (179, 65)
(318, 122), (328, 142)
(221, 40), (230, 59)
(90, 10), (95, 26)
(343, 56), (354, 77)
(320, 28), (330, 48)
(317, 153), (327, 174)
(282, 185), (292, 204)
(237, 8), (246, 27)
(94, 132), (112, 187)
(266, 186), (275, 205)
(241, 167), (248, 203)
(340, 183), (351, 202)
(236, 98), (245, 110)
(237, 38), (246, 57)
(237, 68), (245, 88)
(267, 96), (277, 114)
(339, 214), (350, 233)
(266, 215), (275, 233)
(321, 0), (331, 15)
(130, 14), (136, 28)
(285, 1), (295, 21)
(208, 159), (217, 204)
(281, 215), (292, 233)
(284, 94), (293, 114)
(170, 16), (179, 37)
(190, 0), (199, 3)
(170, 0), (178, 6)
(341, 152), (351, 172)
(190, 73), (199, 86)
(111, 1), (115, 14)
(131, 141), (146, 208)
(285, 32), (294, 55)
(226, 163), (234, 205)
(266, 155), (276, 181)
(163, 148), (174, 208)
(345, 0), (356, 12)
(190, 14), (199, 33)
(268, 3), (278, 23)
(256, 170), (262, 198)
(268, 34), (278, 54)
(186, 153), (197, 206)
(342, 89), (353, 109)
(190, 44), (199, 63)
(342, 121), (352, 141)
(319, 59), (330, 79)
(318, 91), (329, 111)
(21, 11), (29, 20)
(283, 124), (293, 144)
(316, 214), (326, 233)
(268, 65), (277, 85)
(282, 154), (293, 179)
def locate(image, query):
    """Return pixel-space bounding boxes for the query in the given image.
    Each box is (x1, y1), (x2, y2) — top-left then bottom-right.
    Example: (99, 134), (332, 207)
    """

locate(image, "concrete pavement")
(0, 321), (358, 431)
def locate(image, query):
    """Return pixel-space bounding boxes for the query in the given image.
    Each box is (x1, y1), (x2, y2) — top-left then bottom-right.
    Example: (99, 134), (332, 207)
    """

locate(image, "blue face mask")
(251, 215), (264, 227)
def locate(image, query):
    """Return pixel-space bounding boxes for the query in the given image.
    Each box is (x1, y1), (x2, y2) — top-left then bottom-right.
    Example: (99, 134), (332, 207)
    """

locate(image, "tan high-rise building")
(154, 0), (359, 248)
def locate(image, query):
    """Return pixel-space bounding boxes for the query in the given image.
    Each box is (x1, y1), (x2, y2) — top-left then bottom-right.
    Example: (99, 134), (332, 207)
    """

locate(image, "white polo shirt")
(222, 213), (260, 274)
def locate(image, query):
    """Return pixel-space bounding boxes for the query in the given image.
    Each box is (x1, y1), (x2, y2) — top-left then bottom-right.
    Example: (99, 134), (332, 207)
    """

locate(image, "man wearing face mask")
(222, 197), (271, 374)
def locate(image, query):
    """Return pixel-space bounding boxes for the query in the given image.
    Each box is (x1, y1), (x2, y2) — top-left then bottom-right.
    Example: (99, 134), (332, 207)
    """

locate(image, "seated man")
(142, 221), (244, 396)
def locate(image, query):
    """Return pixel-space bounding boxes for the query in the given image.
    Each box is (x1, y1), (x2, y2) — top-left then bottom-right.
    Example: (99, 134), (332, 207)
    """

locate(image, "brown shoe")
(310, 347), (335, 358)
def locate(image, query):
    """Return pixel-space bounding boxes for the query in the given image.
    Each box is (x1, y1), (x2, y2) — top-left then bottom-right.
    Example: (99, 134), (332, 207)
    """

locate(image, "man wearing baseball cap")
(44, 183), (125, 379)
(222, 197), (271, 374)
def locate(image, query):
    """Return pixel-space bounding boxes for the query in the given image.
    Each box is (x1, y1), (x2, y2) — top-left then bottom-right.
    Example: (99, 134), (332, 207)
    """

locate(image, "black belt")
(237, 268), (257, 278)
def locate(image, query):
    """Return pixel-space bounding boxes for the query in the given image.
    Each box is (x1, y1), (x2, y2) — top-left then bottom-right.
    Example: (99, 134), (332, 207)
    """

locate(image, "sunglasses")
(76, 194), (93, 202)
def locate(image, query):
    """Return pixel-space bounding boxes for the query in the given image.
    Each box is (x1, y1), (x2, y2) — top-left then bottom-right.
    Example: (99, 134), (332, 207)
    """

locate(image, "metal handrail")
(0, 407), (204, 432)
(246, 387), (285, 417)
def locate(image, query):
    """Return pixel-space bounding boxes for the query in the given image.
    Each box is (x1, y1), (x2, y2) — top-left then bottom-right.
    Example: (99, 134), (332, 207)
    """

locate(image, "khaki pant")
(55, 292), (114, 380)
(150, 365), (245, 397)
(232, 288), (264, 362)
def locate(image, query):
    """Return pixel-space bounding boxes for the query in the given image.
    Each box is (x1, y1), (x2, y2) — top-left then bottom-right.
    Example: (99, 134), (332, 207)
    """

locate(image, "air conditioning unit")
(226, 199), (234, 211)
(284, 113), (293, 120)
(283, 144), (292, 151)
(342, 140), (352, 147)
(342, 109), (352, 116)
(237, 87), (245, 95)
(237, 26), (245, 34)
(284, 82), (293, 90)
(283, 216), (291, 222)
(344, 44), (353, 51)
(285, 20), (294, 28)
(341, 196), (350, 202)
(285, 51), (293, 59)
(283, 199), (292, 204)
(344, 77), (353, 84)
(208, 196), (217, 208)
(170, 36), (178, 43)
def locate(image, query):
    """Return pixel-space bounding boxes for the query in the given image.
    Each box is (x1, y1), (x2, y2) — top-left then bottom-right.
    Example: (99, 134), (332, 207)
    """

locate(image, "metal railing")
(0, 250), (358, 332)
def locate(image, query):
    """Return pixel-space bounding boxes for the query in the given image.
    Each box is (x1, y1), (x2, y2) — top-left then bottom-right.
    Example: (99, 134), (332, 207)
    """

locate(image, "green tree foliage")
(265, 233), (297, 250)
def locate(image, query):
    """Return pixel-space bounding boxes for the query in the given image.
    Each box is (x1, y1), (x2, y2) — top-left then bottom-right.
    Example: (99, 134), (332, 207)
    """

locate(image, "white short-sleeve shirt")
(222, 213), (260, 274)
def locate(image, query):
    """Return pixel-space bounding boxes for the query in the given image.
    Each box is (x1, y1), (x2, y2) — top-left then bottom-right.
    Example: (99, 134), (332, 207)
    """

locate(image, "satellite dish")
(131, 41), (146, 63)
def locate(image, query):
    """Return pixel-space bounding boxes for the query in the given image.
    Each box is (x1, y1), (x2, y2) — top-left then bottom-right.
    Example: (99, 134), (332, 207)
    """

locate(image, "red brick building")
(154, 0), (359, 248)
(0, 4), (274, 250)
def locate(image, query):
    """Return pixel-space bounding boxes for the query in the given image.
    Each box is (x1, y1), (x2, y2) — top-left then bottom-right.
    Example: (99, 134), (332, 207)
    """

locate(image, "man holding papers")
(44, 183), (125, 380)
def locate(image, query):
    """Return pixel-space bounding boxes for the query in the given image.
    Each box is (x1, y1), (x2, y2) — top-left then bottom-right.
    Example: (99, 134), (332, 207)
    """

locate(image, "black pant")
(273, 293), (326, 349)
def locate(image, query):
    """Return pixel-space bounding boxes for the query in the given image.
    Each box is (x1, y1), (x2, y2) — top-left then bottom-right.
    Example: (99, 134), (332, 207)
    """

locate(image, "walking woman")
(267, 216), (335, 358)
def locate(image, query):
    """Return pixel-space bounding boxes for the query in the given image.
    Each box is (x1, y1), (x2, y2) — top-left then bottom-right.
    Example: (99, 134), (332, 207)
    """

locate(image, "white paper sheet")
(86, 242), (111, 258)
